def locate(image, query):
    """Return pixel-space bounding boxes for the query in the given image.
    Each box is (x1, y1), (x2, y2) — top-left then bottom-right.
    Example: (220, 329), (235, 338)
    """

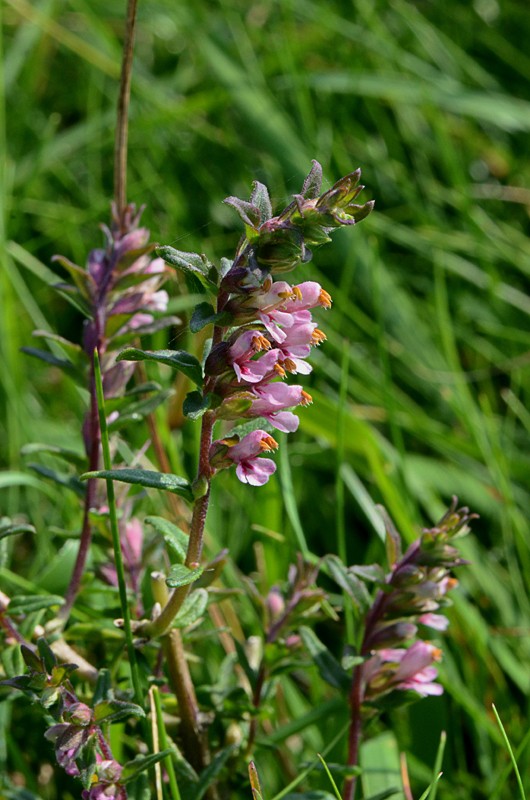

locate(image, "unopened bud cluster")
(1, 642), (127, 798)
(54, 203), (175, 452)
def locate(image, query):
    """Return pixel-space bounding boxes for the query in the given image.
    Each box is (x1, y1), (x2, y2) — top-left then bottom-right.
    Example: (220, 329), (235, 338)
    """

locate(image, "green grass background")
(1, 0), (530, 798)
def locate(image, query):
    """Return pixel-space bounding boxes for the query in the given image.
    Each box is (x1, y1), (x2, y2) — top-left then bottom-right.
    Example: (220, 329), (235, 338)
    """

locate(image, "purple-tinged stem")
(142, 322), (225, 639)
(343, 663), (364, 800)
(114, 0), (138, 221)
(342, 576), (398, 799)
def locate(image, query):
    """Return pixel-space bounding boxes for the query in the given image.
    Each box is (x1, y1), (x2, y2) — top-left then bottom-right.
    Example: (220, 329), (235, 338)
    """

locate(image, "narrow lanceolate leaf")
(166, 564), (204, 589)
(376, 505), (403, 567)
(28, 464), (86, 497)
(116, 348), (203, 388)
(190, 302), (231, 333)
(20, 347), (78, 373)
(32, 330), (87, 370)
(192, 745), (237, 800)
(7, 595), (64, 615)
(299, 627), (351, 692)
(20, 442), (86, 466)
(81, 469), (193, 502)
(145, 516), (189, 562)
(121, 751), (174, 784)
(324, 555), (372, 612)
(0, 520), (36, 541)
(93, 699), (146, 725)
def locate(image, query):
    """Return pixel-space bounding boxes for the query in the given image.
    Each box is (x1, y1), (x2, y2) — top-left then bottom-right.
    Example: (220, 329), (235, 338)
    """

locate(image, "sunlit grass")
(1, 0), (529, 797)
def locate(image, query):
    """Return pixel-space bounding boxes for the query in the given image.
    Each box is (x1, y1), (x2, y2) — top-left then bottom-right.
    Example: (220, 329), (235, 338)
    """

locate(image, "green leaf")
(37, 638), (57, 673)
(377, 506), (403, 567)
(324, 555), (372, 612)
(192, 745), (237, 800)
(360, 731), (404, 800)
(156, 246), (217, 291)
(301, 160), (323, 198)
(250, 180), (273, 222)
(93, 699), (146, 725)
(52, 254), (92, 297)
(183, 391), (212, 420)
(20, 442), (86, 466)
(92, 669), (112, 705)
(20, 347), (77, 373)
(121, 750), (174, 783)
(81, 469), (193, 502)
(173, 588), (208, 628)
(32, 330), (87, 369)
(223, 196), (261, 229)
(107, 388), (175, 431)
(299, 627), (351, 692)
(125, 381), (162, 396)
(281, 794), (337, 800)
(190, 302), (231, 333)
(21, 644), (43, 673)
(54, 283), (93, 318)
(116, 348), (203, 387)
(7, 595), (64, 614)
(166, 564), (204, 589)
(0, 519), (36, 540)
(145, 516), (189, 562)
(28, 464), (86, 497)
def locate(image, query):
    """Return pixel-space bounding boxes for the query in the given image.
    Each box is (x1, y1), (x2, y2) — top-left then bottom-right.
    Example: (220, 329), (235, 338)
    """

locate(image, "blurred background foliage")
(1, 0), (530, 798)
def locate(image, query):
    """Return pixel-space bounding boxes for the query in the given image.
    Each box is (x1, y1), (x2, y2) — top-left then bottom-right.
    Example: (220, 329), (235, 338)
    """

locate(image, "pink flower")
(418, 613), (449, 631)
(283, 281), (332, 312)
(226, 430), (279, 486)
(275, 318), (326, 375)
(228, 331), (282, 383)
(249, 382), (312, 432)
(364, 641), (443, 699)
(253, 280), (298, 342)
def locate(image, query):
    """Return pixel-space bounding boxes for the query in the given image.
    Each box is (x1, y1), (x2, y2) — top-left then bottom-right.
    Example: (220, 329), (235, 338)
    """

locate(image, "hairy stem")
(114, 0), (138, 220)
(143, 320), (225, 639)
(163, 629), (210, 772)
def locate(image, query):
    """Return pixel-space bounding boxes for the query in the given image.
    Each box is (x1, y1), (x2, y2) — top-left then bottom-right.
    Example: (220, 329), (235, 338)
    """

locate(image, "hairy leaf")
(145, 515), (189, 562)
(166, 564), (204, 589)
(190, 302), (231, 333)
(116, 347), (203, 387)
(81, 468), (193, 501)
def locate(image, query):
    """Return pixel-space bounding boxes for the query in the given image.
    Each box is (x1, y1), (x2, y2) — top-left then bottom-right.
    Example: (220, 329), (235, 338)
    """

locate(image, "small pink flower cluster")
(208, 278), (331, 485)
(357, 500), (475, 705)
(157, 162), (372, 488)
(53, 203), (177, 453)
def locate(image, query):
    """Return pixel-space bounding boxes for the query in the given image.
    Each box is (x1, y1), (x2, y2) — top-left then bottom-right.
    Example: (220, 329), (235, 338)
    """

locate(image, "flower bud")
(64, 703), (92, 726)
